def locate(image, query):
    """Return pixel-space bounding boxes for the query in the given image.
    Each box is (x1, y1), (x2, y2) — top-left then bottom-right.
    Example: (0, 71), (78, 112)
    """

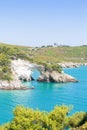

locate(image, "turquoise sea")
(0, 66), (87, 125)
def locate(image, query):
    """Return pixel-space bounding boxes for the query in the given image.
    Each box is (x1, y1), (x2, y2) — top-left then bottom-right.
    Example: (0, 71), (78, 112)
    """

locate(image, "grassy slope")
(0, 43), (87, 64)
(31, 46), (87, 63)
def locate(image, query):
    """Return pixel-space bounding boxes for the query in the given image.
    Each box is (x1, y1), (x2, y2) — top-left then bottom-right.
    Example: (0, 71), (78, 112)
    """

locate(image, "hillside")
(0, 43), (87, 63)
(31, 45), (87, 63)
(0, 43), (87, 80)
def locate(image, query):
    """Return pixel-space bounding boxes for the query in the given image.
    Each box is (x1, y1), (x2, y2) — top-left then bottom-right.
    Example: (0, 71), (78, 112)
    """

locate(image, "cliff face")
(0, 59), (34, 90)
(37, 71), (78, 83)
(11, 59), (34, 81)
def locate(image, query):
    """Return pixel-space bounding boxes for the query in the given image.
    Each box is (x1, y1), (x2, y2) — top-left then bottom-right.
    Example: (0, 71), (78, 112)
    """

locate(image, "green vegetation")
(0, 105), (87, 130)
(1, 43), (87, 64)
(0, 105), (70, 130)
(0, 43), (32, 80)
(0, 54), (11, 81)
(0, 43), (87, 80)
(31, 45), (87, 63)
(39, 62), (62, 73)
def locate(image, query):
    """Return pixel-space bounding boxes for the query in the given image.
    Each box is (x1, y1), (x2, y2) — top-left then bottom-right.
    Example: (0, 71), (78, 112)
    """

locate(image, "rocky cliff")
(0, 59), (34, 90)
(11, 59), (34, 81)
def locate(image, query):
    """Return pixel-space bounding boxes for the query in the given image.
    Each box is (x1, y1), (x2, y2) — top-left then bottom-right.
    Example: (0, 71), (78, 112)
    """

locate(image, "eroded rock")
(37, 71), (78, 83)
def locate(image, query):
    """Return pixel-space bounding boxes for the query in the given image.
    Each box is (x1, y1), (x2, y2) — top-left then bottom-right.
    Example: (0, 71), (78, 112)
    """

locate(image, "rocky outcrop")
(0, 59), (34, 90)
(58, 62), (80, 68)
(0, 80), (28, 90)
(58, 62), (87, 68)
(11, 59), (34, 81)
(37, 71), (78, 83)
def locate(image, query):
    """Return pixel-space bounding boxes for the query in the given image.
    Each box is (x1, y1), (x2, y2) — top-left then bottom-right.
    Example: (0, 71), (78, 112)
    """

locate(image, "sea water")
(0, 66), (87, 124)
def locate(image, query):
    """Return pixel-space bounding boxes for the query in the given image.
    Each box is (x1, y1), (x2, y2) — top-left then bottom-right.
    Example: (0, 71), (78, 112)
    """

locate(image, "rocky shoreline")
(0, 80), (28, 90)
(58, 62), (87, 68)
(58, 62), (79, 68)
(1, 59), (87, 90)
(0, 59), (34, 90)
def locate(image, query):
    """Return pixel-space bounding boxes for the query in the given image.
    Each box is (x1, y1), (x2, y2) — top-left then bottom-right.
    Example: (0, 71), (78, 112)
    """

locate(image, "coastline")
(0, 59), (34, 90)
(1, 59), (87, 90)
(58, 62), (87, 68)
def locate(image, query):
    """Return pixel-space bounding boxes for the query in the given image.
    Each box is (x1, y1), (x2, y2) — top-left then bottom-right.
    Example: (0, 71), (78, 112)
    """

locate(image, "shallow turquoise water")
(0, 66), (87, 124)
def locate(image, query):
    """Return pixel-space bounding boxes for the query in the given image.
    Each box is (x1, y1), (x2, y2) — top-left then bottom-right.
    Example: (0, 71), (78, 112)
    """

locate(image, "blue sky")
(0, 0), (87, 46)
